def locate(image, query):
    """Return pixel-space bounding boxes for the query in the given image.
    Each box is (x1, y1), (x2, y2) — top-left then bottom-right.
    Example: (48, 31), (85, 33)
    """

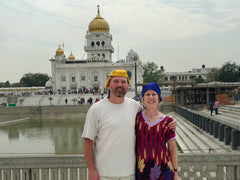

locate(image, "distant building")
(154, 65), (218, 98)
(164, 65), (216, 82)
(47, 6), (143, 94)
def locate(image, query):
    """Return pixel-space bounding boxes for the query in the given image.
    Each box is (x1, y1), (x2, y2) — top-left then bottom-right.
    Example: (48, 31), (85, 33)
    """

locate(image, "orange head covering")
(105, 69), (130, 88)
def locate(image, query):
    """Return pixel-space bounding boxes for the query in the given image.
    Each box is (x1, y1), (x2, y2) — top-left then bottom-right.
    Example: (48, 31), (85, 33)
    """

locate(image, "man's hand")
(88, 167), (100, 180)
(84, 138), (99, 180)
(168, 116), (177, 131)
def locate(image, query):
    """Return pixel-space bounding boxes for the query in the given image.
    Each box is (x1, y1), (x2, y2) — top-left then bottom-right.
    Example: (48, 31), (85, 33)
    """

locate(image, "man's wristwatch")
(174, 168), (178, 172)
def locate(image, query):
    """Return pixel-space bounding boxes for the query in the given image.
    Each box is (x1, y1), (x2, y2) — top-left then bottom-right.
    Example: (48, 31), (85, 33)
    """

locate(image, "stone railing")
(176, 106), (240, 150)
(178, 153), (240, 180)
(0, 155), (87, 180)
(0, 154), (239, 180)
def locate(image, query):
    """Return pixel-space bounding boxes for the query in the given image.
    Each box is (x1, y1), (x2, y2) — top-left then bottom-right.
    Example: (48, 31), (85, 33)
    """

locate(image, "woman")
(135, 82), (179, 180)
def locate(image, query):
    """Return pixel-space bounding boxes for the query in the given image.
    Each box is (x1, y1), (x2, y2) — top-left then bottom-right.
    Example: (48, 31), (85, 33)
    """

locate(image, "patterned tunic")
(135, 111), (176, 180)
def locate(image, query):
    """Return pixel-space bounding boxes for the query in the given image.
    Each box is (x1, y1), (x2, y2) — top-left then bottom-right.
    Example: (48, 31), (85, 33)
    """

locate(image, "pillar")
(231, 129), (239, 150)
(199, 116), (203, 129)
(206, 88), (210, 105)
(209, 120), (213, 135)
(218, 124), (224, 141)
(224, 126), (231, 145)
(180, 89), (185, 106)
(205, 118), (209, 133)
(213, 122), (219, 138)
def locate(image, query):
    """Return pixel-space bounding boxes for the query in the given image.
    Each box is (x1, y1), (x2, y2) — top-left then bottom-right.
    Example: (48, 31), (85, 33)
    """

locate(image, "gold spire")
(97, 4), (100, 15)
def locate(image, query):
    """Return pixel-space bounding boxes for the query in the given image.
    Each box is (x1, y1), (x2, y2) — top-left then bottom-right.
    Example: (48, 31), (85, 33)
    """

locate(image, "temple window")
(61, 76), (66, 82)
(72, 76), (75, 82)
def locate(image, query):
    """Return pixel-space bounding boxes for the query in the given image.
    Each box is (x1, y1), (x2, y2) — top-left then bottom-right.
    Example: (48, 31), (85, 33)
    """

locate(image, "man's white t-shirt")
(82, 97), (142, 177)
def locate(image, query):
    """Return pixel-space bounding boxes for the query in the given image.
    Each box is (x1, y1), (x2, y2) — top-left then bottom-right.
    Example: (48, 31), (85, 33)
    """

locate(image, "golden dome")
(68, 51), (75, 60)
(88, 5), (110, 33)
(56, 45), (64, 55)
(138, 57), (142, 63)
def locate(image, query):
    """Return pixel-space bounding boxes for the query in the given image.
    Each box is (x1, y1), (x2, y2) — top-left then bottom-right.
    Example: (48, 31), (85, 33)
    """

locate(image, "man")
(209, 100), (214, 116)
(82, 69), (176, 180)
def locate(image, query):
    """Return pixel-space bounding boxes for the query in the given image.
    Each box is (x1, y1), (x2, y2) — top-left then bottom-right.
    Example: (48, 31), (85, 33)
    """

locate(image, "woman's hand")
(174, 172), (179, 180)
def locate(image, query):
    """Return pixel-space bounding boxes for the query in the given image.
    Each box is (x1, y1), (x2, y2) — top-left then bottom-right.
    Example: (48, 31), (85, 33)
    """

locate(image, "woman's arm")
(168, 139), (179, 180)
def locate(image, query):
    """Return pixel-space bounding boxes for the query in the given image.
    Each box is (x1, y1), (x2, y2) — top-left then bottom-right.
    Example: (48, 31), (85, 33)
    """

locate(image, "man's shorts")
(100, 175), (135, 180)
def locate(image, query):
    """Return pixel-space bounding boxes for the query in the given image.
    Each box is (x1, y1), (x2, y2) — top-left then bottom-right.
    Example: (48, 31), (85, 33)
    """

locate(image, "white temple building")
(47, 6), (143, 94)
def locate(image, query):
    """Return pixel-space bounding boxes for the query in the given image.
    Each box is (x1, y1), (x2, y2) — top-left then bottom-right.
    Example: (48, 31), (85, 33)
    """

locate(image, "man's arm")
(84, 138), (99, 180)
(168, 116), (177, 131)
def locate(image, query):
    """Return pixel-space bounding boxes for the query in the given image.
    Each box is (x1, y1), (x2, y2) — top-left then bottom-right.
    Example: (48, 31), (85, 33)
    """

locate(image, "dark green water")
(0, 104), (173, 155)
(0, 119), (85, 155)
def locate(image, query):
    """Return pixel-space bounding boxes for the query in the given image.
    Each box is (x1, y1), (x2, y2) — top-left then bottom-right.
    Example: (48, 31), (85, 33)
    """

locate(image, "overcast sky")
(0, 0), (240, 83)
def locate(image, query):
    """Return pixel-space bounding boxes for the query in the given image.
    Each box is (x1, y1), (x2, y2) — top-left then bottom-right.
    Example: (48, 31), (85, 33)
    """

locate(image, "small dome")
(88, 5), (110, 33)
(56, 45), (64, 55)
(128, 49), (137, 55)
(68, 51), (75, 60)
(138, 57), (142, 63)
(45, 79), (52, 88)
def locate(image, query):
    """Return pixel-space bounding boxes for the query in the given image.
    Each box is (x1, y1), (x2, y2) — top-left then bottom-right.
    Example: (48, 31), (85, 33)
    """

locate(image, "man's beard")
(112, 87), (127, 97)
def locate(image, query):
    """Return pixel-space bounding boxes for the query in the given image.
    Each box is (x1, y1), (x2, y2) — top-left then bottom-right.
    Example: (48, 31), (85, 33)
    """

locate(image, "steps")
(168, 112), (239, 154)
(199, 106), (240, 130)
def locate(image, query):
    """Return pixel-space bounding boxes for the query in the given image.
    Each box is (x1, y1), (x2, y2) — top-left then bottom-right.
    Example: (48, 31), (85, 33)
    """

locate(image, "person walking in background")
(82, 70), (176, 180)
(214, 100), (219, 115)
(136, 82), (179, 180)
(209, 100), (214, 116)
(65, 98), (68, 105)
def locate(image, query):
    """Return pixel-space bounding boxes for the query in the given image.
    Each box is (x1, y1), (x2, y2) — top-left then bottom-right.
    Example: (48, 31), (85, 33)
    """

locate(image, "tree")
(0, 81), (11, 87)
(206, 61), (240, 82)
(143, 62), (165, 83)
(195, 77), (205, 84)
(218, 61), (240, 82)
(11, 82), (23, 87)
(48, 97), (53, 105)
(20, 73), (50, 87)
(206, 68), (220, 82)
(19, 98), (24, 105)
(72, 98), (78, 105)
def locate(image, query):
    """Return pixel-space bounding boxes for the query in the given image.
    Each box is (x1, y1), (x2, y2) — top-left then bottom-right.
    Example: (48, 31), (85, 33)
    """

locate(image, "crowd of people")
(56, 87), (104, 96)
(64, 96), (101, 105)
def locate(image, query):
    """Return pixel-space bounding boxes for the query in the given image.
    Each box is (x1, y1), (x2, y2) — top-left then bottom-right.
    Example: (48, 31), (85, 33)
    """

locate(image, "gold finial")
(56, 44), (64, 55)
(97, 5), (100, 14)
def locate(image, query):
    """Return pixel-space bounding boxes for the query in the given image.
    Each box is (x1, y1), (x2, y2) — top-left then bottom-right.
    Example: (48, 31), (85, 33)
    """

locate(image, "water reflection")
(0, 119), (85, 155)
(0, 104), (172, 155)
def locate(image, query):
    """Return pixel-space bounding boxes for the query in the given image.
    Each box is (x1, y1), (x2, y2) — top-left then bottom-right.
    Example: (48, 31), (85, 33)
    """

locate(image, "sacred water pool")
(0, 118), (85, 155)
(0, 104), (172, 155)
